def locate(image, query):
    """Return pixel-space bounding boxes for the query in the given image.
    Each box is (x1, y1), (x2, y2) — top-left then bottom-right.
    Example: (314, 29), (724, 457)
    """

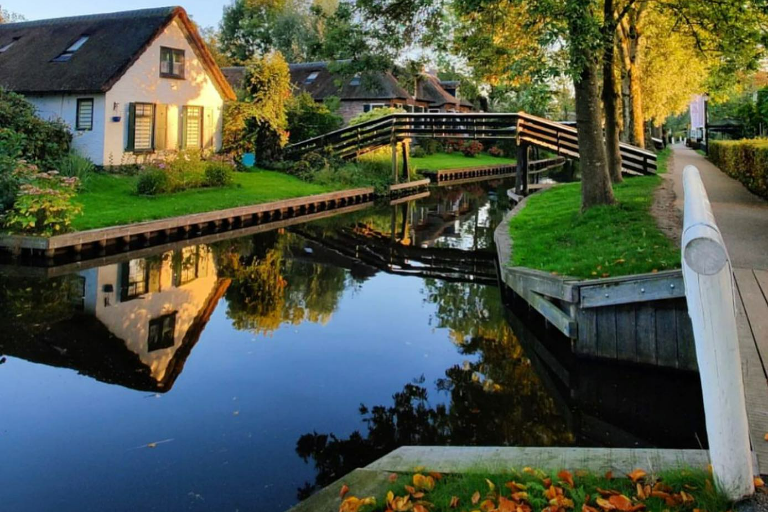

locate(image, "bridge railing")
(284, 111), (658, 176)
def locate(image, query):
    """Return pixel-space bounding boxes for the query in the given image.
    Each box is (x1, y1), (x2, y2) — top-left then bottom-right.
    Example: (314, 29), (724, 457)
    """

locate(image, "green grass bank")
(508, 149), (679, 279)
(411, 152), (515, 171)
(72, 170), (337, 231)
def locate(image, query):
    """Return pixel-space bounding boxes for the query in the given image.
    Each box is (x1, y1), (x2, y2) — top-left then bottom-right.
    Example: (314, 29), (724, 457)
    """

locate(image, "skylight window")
(0, 37), (18, 53)
(52, 35), (89, 62)
(350, 74), (361, 86)
(305, 71), (319, 84)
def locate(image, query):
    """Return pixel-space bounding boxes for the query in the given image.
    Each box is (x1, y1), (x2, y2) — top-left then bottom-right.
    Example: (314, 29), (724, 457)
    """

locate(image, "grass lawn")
(72, 170), (338, 231)
(346, 468), (732, 512)
(411, 152), (515, 171)
(508, 149), (679, 279)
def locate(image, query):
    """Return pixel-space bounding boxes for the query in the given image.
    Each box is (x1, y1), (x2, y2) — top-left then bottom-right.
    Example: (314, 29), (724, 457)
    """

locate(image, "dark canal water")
(0, 179), (707, 512)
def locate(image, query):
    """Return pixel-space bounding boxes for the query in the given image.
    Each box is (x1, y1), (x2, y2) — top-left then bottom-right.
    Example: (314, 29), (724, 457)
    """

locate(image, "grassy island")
(508, 149), (679, 279)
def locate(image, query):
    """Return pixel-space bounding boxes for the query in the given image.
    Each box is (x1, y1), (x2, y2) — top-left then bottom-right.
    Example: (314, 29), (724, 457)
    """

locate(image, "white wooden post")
(682, 165), (754, 500)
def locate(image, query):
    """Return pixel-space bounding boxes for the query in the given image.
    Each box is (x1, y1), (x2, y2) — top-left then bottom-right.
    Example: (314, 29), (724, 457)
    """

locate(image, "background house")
(0, 7), (236, 166)
(222, 61), (474, 126)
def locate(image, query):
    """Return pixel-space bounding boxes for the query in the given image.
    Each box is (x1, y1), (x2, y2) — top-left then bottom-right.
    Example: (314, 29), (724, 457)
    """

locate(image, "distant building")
(222, 61), (474, 126)
(0, 7), (236, 166)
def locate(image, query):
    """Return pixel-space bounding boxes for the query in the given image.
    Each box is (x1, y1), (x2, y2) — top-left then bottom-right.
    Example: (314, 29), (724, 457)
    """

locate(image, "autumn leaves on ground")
(339, 467), (747, 512)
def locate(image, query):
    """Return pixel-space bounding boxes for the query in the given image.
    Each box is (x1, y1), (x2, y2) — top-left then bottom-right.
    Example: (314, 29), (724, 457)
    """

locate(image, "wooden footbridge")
(285, 112), (658, 193)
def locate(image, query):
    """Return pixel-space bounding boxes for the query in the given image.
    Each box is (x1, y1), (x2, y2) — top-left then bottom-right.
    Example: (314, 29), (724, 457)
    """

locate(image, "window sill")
(160, 73), (185, 80)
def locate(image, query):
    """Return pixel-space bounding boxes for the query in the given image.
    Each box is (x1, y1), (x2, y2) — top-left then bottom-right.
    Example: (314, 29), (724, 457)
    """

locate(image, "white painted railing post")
(682, 165), (754, 500)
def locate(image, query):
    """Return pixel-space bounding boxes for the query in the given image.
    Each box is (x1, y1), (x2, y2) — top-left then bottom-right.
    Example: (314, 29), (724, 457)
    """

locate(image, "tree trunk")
(620, 64), (632, 143)
(574, 59), (615, 209)
(618, 9), (647, 149)
(602, 0), (623, 183)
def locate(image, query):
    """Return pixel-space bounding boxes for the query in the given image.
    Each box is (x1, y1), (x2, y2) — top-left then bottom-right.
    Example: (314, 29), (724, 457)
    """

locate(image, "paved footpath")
(671, 144), (768, 475)
(671, 145), (768, 269)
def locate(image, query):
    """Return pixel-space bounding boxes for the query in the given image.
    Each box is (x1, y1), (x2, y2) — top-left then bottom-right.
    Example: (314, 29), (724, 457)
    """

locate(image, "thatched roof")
(223, 61), (415, 102)
(0, 6), (235, 99)
(415, 75), (474, 110)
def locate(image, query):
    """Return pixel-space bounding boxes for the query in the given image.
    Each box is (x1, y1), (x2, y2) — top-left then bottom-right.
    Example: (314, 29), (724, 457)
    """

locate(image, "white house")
(0, 7), (236, 166)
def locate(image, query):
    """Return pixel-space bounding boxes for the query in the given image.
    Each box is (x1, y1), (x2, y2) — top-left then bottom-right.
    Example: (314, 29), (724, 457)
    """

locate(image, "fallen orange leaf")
(413, 505), (429, 512)
(340, 484), (350, 499)
(413, 473), (435, 491)
(429, 471), (443, 481)
(596, 498), (616, 510)
(472, 490), (481, 504)
(627, 469), (647, 483)
(480, 499), (496, 511)
(449, 495), (460, 508)
(608, 494), (645, 512)
(388, 473), (398, 483)
(756, 477), (765, 488)
(558, 470), (575, 488)
(596, 488), (620, 497)
(605, 471), (614, 480)
(339, 496), (375, 512)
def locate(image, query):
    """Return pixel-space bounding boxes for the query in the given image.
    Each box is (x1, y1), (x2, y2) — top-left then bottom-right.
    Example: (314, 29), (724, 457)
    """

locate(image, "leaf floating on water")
(128, 438), (175, 451)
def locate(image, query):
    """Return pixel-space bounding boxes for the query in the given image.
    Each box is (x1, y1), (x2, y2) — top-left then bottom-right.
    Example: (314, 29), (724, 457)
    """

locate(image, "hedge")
(709, 139), (768, 199)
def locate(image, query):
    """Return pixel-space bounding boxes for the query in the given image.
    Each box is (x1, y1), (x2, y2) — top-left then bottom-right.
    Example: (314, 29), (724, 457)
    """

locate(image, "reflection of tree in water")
(295, 278), (572, 501)
(212, 231), (351, 335)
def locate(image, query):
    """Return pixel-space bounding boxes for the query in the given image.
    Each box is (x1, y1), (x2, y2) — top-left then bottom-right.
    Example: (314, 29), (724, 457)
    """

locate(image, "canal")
(0, 178), (707, 512)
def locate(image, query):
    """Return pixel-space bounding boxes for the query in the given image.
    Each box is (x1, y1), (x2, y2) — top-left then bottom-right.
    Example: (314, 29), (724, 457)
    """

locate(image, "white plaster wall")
(103, 18), (226, 166)
(79, 250), (217, 384)
(27, 94), (107, 165)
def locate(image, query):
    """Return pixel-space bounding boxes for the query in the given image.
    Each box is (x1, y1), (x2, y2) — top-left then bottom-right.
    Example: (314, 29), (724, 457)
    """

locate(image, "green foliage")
(54, 153), (95, 191)
(3, 165), (81, 236)
(0, 88), (71, 168)
(286, 92), (343, 143)
(135, 167), (171, 196)
(348, 106), (404, 126)
(488, 146), (503, 157)
(461, 140), (483, 157)
(223, 53), (291, 162)
(508, 150), (679, 278)
(710, 140), (768, 199)
(204, 161), (235, 187)
(219, 0), (324, 64)
(411, 146), (427, 158)
(419, 138), (442, 155)
(410, 152), (515, 171)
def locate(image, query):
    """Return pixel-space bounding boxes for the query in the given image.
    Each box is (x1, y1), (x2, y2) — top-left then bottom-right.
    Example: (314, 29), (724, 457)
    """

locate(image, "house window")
(128, 103), (155, 152)
(305, 71), (319, 84)
(76, 98), (94, 131)
(52, 35), (89, 62)
(160, 47), (185, 79)
(182, 106), (203, 149)
(363, 103), (386, 113)
(429, 108), (440, 113)
(350, 74), (361, 86)
(148, 312), (177, 352)
(0, 37), (20, 53)
(120, 259), (149, 301)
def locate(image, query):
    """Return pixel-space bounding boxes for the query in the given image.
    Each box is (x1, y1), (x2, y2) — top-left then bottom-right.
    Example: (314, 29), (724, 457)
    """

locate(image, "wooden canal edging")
(423, 163), (516, 183)
(0, 187), (375, 259)
(494, 201), (696, 371)
(388, 178), (431, 197)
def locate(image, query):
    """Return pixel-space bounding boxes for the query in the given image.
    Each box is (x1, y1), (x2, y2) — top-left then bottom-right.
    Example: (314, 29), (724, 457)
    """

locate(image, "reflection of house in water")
(2, 246), (229, 392)
(79, 245), (228, 388)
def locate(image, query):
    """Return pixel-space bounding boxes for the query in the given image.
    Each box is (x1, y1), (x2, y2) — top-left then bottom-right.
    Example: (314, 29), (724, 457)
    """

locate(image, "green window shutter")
(126, 103), (136, 151)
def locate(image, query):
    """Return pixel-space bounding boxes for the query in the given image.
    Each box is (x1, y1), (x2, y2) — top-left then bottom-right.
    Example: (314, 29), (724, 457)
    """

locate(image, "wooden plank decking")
(733, 268), (768, 474)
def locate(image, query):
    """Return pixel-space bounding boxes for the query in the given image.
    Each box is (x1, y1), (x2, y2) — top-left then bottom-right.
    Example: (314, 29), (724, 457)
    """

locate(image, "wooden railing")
(285, 112), (657, 176)
(681, 164), (753, 499)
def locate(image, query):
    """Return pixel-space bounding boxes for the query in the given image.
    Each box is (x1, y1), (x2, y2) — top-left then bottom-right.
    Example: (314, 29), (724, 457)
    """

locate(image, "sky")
(1, 0), (227, 28)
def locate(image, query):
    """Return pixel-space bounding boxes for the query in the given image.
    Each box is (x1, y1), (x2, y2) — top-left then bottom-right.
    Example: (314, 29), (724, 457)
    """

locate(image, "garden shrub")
(443, 139), (464, 154)
(488, 146), (504, 157)
(3, 164), (81, 235)
(411, 146), (427, 158)
(710, 140), (768, 199)
(420, 138), (441, 155)
(204, 161), (234, 187)
(462, 140), (484, 157)
(286, 92), (343, 143)
(136, 166), (170, 195)
(55, 153), (95, 191)
(223, 53), (291, 164)
(0, 88), (71, 168)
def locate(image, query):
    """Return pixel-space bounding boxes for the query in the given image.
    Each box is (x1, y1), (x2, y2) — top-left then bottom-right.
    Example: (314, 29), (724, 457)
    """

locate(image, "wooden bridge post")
(515, 141), (529, 195)
(391, 141), (399, 184)
(401, 139), (411, 182)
